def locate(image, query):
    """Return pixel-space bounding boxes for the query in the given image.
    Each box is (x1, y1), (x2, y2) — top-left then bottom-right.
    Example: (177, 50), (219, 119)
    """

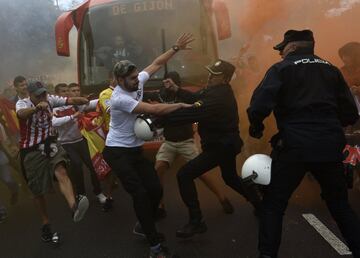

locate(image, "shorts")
(23, 144), (69, 196)
(156, 139), (199, 165)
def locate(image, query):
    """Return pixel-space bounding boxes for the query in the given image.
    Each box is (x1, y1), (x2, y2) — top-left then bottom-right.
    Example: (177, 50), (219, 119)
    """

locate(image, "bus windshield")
(79, 0), (217, 91)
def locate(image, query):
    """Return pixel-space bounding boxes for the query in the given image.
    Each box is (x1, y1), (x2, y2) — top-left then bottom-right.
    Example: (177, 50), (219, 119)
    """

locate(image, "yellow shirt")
(97, 87), (114, 132)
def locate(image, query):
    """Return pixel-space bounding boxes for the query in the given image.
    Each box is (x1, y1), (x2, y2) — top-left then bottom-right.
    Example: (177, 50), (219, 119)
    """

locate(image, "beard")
(124, 79), (139, 92)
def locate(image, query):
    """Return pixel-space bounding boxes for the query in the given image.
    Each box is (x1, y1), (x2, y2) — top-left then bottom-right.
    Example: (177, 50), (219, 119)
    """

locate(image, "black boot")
(176, 220), (207, 238)
(240, 177), (263, 214)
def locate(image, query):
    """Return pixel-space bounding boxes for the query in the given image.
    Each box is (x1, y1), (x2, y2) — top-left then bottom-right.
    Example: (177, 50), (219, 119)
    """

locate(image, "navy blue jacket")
(247, 48), (359, 162)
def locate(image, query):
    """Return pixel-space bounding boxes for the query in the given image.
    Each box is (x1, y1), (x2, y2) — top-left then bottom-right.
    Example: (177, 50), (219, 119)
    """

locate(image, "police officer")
(247, 29), (360, 258)
(157, 60), (262, 238)
(144, 71), (234, 218)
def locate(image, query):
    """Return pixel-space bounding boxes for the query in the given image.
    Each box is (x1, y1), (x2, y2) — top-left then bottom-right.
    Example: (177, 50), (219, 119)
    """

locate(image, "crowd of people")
(1, 30), (360, 258)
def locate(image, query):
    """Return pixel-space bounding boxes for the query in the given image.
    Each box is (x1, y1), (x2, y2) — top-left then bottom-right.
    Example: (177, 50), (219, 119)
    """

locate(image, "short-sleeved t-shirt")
(105, 71), (150, 147)
(16, 95), (68, 149)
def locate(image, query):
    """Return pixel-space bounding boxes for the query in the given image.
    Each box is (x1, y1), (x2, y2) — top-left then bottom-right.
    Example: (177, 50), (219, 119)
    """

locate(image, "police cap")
(274, 29), (315, 51)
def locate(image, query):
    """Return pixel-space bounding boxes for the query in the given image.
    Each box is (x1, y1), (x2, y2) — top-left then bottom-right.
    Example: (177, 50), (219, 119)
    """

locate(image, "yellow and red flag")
(78, 111), (110, 180)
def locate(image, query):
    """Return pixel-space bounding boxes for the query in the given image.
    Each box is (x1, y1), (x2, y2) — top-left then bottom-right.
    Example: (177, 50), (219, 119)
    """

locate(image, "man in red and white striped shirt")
(16, 80), (90, 244)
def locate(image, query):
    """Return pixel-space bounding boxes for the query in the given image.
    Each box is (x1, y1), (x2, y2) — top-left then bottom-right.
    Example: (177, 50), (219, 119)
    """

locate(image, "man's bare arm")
(17, 107), (37, 120)
(144, 33), (194, 76)
(133, 101), (192, 116)
(17, 101), (49, 119)
(67, 97), (89, 105)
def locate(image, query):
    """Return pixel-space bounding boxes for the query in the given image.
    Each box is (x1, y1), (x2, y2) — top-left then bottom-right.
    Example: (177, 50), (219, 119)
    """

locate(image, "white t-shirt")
(106, 71), (150, 147)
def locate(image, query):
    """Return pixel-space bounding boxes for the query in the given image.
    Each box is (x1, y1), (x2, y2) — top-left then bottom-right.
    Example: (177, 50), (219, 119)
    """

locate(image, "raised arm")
(143, 33), (194, 77)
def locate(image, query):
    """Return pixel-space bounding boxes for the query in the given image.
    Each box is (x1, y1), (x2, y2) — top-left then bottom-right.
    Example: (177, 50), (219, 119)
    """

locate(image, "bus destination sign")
(112, 0), (175, 16)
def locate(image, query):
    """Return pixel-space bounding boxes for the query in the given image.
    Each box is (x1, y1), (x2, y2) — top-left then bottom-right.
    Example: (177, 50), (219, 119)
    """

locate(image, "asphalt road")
(1, 154), (360, 258)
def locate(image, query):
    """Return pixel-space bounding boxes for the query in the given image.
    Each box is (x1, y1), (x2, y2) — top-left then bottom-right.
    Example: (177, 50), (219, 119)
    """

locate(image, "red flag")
(0, 96), (19, 135)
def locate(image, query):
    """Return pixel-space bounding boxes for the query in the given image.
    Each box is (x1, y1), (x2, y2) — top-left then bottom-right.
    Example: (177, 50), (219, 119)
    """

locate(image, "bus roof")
(55, 0), (230, 57)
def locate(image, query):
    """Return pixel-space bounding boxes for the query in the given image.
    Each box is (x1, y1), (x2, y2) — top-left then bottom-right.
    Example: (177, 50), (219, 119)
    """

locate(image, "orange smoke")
(224, 0), (360, 69)
(221, 0), (360, 156)
(237, 0), (288, 41)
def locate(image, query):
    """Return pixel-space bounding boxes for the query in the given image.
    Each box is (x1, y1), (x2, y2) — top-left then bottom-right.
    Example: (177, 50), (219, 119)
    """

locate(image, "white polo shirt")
(105, 71), (150, 148)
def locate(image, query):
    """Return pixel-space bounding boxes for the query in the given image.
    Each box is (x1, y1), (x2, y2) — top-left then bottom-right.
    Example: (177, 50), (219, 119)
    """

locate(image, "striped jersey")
(16, 95), (68, 149)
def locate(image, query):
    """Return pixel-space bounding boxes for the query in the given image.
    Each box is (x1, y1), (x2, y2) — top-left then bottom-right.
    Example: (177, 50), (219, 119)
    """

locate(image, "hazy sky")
(54, 0), (86, 10)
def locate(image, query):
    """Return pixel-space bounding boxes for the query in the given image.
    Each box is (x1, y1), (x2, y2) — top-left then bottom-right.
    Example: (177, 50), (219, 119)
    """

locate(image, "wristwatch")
(172, 45), (180, 52)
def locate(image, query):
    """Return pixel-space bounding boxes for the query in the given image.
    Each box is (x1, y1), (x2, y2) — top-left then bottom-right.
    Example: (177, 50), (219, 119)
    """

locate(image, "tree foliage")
(0, 0), (70, 84)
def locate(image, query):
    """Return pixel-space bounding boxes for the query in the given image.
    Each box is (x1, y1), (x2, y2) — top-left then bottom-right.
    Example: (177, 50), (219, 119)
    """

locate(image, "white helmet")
(134, 114), (163, 141)
(241, 154), (272, 185)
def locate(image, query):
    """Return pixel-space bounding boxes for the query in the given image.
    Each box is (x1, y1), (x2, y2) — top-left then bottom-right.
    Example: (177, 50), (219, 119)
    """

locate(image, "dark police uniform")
(159, 60), (262, 237)
(247, 30), (360, 258)
(144, 85), (196, 143)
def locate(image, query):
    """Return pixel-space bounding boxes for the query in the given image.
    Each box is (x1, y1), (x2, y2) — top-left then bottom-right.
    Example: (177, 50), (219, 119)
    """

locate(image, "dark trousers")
(259, 161), (360, 258)
(62, 139), (102, 195)
(103, 146), (163, 246)
(177, 143), (257, 223)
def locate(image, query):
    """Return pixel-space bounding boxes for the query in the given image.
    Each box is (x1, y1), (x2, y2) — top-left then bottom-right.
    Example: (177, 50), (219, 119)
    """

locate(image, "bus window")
(79, 0), (217, 91)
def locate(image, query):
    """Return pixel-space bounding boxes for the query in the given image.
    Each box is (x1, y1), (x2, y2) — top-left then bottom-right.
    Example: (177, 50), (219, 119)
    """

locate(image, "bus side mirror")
(55, 11), (74, 57)
(213, 0), (232, 40)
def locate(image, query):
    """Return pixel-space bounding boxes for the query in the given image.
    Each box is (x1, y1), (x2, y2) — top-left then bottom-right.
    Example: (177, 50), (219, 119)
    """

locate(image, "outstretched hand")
(175, 33), (195, 50)
(179, 103), (193, 108)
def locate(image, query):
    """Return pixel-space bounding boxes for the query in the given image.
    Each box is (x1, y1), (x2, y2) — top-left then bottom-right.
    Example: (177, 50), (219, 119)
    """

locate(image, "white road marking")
(302, 213), (352, 256)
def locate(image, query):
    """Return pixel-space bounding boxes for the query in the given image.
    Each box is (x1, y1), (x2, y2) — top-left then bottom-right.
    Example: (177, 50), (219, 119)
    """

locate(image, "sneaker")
(96, 193), (107, 204)
(149, 244), (174, 258)
(72, 195), (89, 222)
(220, 198), (234, 214)
(102, 198), (114, 212)
(10, 191), (19, 205)
(41, 224), (61, 244)
(133, 222), (166, 242)
(0, 211), (7, 223)
(155, 207), (167, 220)
(176, 221), (207, 238)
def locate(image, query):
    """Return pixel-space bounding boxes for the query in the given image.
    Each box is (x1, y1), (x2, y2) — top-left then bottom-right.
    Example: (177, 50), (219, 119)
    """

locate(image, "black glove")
(249, 124), (264, 139)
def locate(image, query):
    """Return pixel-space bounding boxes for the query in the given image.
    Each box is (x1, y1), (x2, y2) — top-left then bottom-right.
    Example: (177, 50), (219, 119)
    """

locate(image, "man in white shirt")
(103, 33), (194, 258)
(53, 83), (108, 207)
(16, 80), (90, 244)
